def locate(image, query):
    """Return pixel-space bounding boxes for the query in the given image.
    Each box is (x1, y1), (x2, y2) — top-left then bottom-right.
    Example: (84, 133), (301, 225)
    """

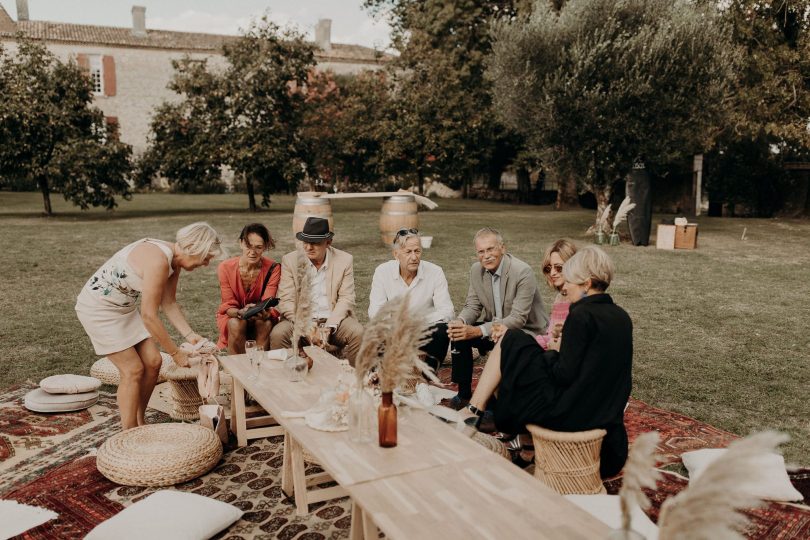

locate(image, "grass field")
(1, 191), (808, 463)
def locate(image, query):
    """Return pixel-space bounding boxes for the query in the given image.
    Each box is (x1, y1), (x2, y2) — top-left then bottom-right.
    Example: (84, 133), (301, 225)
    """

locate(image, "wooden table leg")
(350, 503), (364, 540)
(289, 435), (309, 516)
(281, 430), (293, 496)
(361, 505), (377, 539)
(231, 377), (247, 447)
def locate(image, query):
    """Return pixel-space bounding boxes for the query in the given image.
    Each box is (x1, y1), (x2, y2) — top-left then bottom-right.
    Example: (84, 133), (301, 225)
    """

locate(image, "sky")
(3, 1), (393, 50)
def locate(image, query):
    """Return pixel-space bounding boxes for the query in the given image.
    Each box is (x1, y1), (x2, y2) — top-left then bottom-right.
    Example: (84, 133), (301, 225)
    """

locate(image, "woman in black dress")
(463, 245), (632, 477)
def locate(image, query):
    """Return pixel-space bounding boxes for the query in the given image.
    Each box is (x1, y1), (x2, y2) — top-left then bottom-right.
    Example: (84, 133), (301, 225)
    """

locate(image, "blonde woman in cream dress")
(76, 222), (222, 429)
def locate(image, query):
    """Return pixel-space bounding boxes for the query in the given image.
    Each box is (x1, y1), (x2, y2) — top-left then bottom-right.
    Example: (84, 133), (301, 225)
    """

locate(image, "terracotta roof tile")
(0, 18), (390, 64)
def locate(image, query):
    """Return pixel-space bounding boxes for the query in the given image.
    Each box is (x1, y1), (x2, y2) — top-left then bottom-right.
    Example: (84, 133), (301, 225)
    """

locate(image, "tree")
(704, 0), (810, 216)
(488, 0), (737, 215)
(0, 36), (132, 215)
(141, 17), (315, 210)
(300, 71), (391, 190)
(365, 0), (532, 195)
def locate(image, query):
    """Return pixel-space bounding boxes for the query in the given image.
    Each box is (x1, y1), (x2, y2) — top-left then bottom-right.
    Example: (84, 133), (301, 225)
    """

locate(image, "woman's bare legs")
(107, 346), (146, 430)
(134, 338), (162, 426)
(467, 337), (504, 413)
(227, 317), (249, 354)
(254, 319), (274, 351)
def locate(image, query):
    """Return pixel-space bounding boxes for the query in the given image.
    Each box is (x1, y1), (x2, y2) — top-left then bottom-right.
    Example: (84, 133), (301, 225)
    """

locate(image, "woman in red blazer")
(216, 224), (281, 353)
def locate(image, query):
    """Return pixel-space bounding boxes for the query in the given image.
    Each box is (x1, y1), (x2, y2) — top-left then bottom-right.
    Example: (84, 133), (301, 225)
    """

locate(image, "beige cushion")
(24, 388), (99, 413)
(85, 490), (242, 540)
(40, 374), (101, 394)
(682, 448), (802, 502)
(565, 494), (658, 539)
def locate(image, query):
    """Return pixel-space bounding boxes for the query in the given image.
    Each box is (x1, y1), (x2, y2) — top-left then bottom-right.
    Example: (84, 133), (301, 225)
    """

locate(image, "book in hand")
(239, 297), (279, 320)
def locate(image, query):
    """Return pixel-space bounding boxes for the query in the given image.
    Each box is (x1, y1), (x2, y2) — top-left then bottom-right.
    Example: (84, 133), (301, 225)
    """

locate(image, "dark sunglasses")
(394, 228), (419, 239)
(542, 263), (564, 274)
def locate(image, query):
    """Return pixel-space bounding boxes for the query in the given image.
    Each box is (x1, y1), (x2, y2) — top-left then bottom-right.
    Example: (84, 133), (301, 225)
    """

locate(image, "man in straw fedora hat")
(270, 217), (363, 364)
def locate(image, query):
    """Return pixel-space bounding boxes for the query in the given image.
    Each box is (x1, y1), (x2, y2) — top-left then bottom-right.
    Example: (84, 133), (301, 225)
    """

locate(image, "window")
(88, 55), (103, 95)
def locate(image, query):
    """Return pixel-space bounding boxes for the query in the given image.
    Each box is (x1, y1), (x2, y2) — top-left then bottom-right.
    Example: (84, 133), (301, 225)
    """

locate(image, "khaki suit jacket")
(277, 247), (356, 327)
(457, 253), (548, 336)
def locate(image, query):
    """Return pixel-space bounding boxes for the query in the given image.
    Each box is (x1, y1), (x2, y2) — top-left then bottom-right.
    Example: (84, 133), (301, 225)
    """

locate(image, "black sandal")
(463, 403), (485, 430)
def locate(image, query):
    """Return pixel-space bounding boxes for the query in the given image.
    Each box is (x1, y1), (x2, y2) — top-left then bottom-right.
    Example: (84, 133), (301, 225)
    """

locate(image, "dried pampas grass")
(611, 197), (636, 234)
(619, 431), (662, 533)
(658, 430), (789, 540)
(354, 294), (439, 392)
(597, 204), (612, 232)
(291, 252), (313, 356)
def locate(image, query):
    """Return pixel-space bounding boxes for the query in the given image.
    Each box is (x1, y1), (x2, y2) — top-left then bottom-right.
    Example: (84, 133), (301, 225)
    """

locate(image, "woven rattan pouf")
(90, 353), (174, 386)
(163, 364), (203, 421)
(96, 423), (222, 487)
(472, 432), (510, 460)
(527, 424), (607, 495)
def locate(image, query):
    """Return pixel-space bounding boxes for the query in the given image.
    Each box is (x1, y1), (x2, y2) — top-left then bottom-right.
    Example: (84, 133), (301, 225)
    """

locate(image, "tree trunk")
(417, 169), (424, 195)
(246, 174), (257, 212)
(594, 183), (613, 228)
(555, 171), (579, 209)
(38, 176), (53, 216)
(516, 167), (531, 203)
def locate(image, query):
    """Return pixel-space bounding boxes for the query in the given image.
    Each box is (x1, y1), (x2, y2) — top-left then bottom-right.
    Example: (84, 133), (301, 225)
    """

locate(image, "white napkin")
(265, 349), (287, 361)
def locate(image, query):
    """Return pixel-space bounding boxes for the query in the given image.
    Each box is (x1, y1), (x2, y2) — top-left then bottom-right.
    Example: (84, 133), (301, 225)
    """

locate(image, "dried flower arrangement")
(658, 431), (789, 540)
(596, 204), (612, 235)
(611, 197), (636, 235)
(354, 294), (439, 392)
(291, 252), (314, 359)
(619, 431), (662, 534)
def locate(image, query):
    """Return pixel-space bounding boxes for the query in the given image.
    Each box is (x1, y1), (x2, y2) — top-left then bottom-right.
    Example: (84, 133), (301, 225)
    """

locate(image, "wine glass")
(252, 344), (264, 380)
(317, 322), (330, 350)
(245, 340), (257, 380)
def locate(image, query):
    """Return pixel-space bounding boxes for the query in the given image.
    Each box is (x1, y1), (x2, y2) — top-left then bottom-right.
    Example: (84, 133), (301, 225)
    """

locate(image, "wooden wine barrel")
(380, 194), (418, 245)
(293, 193), (333, 235)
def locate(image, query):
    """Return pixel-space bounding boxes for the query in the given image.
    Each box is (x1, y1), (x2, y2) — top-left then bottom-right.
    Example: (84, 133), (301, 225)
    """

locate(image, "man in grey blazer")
(447, 227), (548, 409)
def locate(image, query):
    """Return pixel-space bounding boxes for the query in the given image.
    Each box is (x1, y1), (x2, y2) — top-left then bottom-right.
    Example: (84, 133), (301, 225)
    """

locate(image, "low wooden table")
(221, 348), (609, 537)
(347, 454), (609, 539)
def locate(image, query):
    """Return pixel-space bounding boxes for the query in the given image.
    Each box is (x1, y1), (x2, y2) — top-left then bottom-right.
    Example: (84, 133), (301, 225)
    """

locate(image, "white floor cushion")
(85, 490), (243, 540)
(0, 500), (58, 538)
(40, 374), (101, 394)
(682, 448), (803, 502)
(24, 388), (99, 413)
(565, 494), (659, 540)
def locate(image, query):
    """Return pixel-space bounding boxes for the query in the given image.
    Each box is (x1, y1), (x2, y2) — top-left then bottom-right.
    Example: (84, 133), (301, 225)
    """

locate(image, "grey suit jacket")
(457, 253), (548, 336)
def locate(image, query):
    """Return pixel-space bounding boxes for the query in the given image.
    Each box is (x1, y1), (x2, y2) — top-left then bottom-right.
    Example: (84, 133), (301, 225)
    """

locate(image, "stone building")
(0, 1), (387, 155)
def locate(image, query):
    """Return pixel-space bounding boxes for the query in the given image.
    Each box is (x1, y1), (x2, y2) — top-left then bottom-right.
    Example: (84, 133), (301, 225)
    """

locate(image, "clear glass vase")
(348, 388), (375, 444)
(284, 351), (308, 382)
(609, 232), (620, 246)
(595, 230), (606, 245)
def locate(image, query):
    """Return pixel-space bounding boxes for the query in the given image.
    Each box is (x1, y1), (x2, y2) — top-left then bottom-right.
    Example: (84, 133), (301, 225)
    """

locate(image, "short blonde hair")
(393, 231), (421, 250)
(562, 245), (614, 291)
(176, 222), (223, 259)
(541, 239), (578, 290)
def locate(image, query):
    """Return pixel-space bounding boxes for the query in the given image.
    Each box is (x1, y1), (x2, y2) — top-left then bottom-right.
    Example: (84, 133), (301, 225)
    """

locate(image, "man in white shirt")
(369, 229), (454, 371)
(270, 217), (363, 364)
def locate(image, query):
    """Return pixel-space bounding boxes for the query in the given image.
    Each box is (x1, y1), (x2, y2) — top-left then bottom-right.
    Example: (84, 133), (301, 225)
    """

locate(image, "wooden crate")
(656, 224), (676, 250)
(674, 224), (698, 249)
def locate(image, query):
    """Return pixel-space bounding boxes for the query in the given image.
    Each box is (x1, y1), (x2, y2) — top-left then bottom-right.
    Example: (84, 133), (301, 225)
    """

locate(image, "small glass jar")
(284, 351), (308, 382)
(348, 388), (375, 444)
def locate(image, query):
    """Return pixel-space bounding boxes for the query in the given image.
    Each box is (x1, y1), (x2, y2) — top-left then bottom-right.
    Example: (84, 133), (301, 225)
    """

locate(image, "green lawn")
(1, 191), (808, 463)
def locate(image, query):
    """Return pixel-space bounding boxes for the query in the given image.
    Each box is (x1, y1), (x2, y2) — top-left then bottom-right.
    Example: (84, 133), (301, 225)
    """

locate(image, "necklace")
(239, 260), (261, 292)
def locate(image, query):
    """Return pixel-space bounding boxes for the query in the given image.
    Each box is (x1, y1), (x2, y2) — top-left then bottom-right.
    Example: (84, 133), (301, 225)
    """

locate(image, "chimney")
(16, 0), (29, 21)
(315, 18), (332, 52)
(131, 5), (146, 37)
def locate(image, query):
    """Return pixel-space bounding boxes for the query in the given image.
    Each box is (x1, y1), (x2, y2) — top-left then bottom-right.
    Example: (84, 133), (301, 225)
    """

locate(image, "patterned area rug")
(1, 381), (808, 539)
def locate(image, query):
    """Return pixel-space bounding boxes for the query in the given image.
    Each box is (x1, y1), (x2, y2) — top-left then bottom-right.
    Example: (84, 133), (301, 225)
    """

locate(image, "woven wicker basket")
(90, 353), (174, 386)
(527, 424), (607, 495)
(163, 364), (203, 421)
(472, 432), (510, 460)
(96, 423), (222, 487)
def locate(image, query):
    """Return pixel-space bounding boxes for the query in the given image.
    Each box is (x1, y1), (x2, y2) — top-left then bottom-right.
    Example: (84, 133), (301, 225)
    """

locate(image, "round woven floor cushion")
(90, 353), (174, 386)
(472, 432), (510, 460)
(97, 423), (222, 487)
(24, 388), (99, 413)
